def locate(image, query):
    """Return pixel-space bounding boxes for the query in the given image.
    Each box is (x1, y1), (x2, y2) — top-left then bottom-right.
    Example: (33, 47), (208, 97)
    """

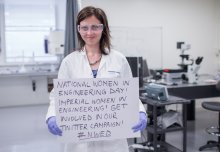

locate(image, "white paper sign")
(54, 78), (140, 143)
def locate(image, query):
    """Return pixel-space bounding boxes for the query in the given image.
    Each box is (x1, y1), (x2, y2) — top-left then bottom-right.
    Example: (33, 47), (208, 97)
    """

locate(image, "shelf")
(133, 141), (182, 152)
(147, 125), (184, 134)
(138, 95), (187, 152)
(140, 96), (190, 106)
(162, 142), (182, 152)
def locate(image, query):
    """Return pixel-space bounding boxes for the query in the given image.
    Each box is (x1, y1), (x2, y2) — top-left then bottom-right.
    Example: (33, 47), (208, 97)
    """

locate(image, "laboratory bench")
(0, 71), (58, 107)
(167, 82), (220, 120)
(0, 71), (57, 78)
(140, 81), (220, 121)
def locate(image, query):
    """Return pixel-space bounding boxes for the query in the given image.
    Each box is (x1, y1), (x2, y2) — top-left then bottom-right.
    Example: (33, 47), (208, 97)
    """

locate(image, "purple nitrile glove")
(47, 116), (62, 136)
(132, 112), (147, 132)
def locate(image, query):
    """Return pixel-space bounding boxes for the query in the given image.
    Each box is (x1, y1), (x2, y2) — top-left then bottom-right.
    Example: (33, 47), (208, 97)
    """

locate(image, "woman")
(46, 6), (147, 152)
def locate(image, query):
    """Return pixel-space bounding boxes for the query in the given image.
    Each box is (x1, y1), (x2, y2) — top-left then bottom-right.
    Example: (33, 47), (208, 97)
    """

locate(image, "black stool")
(199, 102), (220, 151)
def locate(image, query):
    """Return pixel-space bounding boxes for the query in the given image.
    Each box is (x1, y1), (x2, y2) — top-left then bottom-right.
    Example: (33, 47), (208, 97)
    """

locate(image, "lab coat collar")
(80, 47), (108, 71)
(80, 47), (87, 56)
(80, 46), (109, 54)
(98, 53), (107, 71)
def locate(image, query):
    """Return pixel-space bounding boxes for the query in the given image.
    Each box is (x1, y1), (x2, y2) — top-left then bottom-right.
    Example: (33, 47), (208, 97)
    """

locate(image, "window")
(4, 0), (60, 63)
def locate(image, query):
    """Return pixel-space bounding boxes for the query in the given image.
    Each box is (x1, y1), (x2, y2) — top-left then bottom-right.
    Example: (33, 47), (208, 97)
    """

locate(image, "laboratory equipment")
(48, 30), (65, 55)
(187, 57), (203, 84)
(177, 42), (192, 71)
(163, 69), (185, 85)
(176, 42), (203, 84)
(145, 83), (169, 101)
(47, 30), (65, 71)
(157, 110), (183, 129)
(126, 57), (144, 87)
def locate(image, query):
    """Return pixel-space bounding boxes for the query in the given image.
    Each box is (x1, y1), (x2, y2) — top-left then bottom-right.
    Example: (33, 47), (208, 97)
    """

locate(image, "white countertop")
(0, 71), (58, 78)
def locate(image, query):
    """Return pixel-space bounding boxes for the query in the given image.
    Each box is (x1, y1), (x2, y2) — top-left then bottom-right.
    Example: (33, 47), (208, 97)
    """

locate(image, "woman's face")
(78, 15), (103, 47)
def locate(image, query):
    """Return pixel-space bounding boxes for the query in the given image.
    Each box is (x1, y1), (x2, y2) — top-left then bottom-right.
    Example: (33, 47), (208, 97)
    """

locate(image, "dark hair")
(76, 6), (111, 55)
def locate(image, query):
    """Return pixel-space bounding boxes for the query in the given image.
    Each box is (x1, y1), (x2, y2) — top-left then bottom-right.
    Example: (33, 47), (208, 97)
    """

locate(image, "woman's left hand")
(132, 112), (147, 132)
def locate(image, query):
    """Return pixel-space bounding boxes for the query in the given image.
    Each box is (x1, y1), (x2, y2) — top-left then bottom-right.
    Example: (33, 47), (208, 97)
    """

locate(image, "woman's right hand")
(47, 116), (62, 136)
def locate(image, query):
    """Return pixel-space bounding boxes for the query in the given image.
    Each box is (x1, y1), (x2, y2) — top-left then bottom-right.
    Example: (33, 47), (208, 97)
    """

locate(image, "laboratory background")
(0, 0), (220, 152)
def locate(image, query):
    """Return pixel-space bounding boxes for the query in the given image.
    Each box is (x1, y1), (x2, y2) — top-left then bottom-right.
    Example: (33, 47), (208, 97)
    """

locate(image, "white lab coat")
(46, 48), (146, 152)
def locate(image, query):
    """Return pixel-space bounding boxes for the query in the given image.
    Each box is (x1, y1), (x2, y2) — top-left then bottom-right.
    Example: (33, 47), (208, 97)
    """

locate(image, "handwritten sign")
(54, 78), (140, 143)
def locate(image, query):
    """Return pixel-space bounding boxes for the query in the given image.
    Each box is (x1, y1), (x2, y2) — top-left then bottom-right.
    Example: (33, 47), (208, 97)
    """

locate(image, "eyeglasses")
(78, 24), (103, 33)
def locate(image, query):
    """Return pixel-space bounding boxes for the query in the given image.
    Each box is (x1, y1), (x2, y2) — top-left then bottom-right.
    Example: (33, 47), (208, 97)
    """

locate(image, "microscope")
(177, 42), (191, 72)
(177, 42), (203, 84)
(187, 57), (203, 83)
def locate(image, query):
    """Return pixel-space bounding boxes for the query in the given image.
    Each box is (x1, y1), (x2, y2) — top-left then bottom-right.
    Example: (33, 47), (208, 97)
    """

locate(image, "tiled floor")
(0, 103), (219, 152)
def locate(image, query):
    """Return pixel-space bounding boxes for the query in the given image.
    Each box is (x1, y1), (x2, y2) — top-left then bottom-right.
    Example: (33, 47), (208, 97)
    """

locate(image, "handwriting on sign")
(54, 78), (139, 143)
